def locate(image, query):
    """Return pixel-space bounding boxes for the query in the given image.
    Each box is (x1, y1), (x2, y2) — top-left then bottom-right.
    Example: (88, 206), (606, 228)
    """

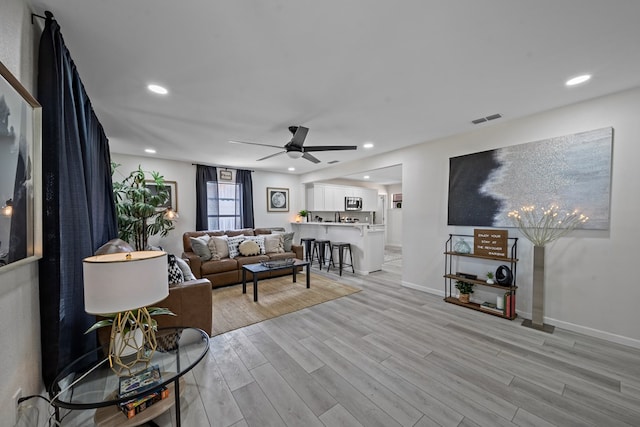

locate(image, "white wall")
(0, 0), (45, 419)
(301, 87), (640, 347)
(110, 154), (302, 255)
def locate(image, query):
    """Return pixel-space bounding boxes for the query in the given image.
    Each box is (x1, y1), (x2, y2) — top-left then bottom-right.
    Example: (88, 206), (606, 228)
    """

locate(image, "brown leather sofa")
(156, 278), (213, 335)
(182, 228), (303, 288)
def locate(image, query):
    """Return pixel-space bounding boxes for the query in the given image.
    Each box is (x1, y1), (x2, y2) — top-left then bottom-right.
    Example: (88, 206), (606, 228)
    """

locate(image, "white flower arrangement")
(507, 205), (588, 246)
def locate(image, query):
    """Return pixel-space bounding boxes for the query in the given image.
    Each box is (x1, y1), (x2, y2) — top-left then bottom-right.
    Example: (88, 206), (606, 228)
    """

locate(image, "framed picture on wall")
(145, 180), (178, 212)
(0, 60), (43, 271)
(267, 187), (289, 212)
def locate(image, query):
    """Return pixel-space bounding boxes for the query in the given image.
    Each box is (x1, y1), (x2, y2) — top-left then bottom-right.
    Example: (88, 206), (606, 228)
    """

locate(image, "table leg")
(292, 266), (297, 283)
(306, 263), (310, 288)
(253, 276), (258, 302)
(242, 269), (247, 294)
(174, 378), (181, 427)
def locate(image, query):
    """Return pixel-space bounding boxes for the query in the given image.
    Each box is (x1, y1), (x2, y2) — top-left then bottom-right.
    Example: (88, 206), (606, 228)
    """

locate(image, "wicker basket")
(459, 293), (470, 304)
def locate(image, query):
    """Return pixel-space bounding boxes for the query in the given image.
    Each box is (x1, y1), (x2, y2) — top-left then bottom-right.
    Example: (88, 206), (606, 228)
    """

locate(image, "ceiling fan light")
(287, 151), (304, 159)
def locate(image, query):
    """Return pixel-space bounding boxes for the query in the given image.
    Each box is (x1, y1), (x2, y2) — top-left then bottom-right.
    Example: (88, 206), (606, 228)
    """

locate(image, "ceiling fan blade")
(289, 126), (309, 149)
(257, 151), (286, 161)
(229, 140), (283, 150)
(302, 145), (358, 152)
(302, 152), (321, 163)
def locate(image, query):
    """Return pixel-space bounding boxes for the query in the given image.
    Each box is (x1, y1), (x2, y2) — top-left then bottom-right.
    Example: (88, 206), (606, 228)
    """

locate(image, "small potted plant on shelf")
(486, 271), (495, 284)
(455, 280), (474, 303)
(298, 209), (309, 222)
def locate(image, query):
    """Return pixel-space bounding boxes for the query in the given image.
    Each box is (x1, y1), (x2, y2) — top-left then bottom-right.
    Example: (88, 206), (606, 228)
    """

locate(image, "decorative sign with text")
(474, 229), (508, 258)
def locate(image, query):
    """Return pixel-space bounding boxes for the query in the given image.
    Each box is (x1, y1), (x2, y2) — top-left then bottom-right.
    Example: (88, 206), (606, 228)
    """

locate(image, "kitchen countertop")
(290, 222), (385, 274)
(293, 221), (379, 226)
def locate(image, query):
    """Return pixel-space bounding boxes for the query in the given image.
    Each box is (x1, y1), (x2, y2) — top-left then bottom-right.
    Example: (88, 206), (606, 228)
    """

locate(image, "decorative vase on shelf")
(453, 239), (471, 254)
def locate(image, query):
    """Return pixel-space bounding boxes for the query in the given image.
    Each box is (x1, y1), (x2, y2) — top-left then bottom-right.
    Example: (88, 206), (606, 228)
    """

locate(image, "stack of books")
(480, 301), (504, 315)
(118, 364), (170, 419)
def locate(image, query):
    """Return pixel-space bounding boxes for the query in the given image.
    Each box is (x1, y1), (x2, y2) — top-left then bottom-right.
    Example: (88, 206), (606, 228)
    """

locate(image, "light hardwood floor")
(61, 261), (640, 427)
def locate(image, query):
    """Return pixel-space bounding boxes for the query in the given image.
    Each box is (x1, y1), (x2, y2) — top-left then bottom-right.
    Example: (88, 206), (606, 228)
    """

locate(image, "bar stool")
(327, 242), (354, 276)
(300, 237), (316, 262)
(311, 239), (331, 268)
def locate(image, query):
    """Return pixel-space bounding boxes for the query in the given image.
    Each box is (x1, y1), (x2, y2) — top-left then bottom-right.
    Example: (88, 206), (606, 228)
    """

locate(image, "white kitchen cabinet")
(306, 183), (378, 212)
(361, 188), (378, 211)
(306, 185), (325, 211)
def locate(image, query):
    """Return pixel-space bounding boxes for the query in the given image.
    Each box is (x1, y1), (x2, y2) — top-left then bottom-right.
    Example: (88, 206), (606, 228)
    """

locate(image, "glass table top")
(50, 327), (209, 409)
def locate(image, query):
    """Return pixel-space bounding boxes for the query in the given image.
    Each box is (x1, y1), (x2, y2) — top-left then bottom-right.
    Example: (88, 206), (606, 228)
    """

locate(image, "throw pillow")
(274, 231), (295, 252)
(167, 254), (185, 284)
(262, 234), (284, 254)
(239, 240), (261, 256)
(245, 235), (266, 254)
(174, 256), (196, 281)
(207, 235), (229, 260)
(227, 235), (246, 258)
(190, 235), (212, 261)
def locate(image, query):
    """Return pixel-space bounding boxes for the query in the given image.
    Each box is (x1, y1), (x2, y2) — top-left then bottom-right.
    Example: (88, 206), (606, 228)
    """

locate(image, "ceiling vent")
(471, 113), (502, 125)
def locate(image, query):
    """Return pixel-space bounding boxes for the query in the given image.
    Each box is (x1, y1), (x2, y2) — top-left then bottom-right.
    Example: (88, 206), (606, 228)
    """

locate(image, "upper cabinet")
(306, 183), (377, 211)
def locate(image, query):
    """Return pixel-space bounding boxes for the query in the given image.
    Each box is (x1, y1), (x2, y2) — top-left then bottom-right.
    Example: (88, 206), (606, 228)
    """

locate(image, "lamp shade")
(83, 251), (168, 314)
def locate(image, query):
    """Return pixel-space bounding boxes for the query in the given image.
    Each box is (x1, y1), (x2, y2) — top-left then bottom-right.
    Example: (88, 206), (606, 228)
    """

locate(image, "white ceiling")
(29, 1), (640, 181)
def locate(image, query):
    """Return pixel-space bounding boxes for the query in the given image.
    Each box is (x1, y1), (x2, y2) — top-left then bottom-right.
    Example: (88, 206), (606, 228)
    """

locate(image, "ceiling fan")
(230, 126), (357, 163)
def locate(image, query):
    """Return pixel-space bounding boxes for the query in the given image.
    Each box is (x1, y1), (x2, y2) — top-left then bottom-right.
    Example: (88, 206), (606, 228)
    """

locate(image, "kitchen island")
(291, 222), (385, 274)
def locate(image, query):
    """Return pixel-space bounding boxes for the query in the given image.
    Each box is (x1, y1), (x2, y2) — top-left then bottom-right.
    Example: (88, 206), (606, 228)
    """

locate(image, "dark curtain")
(195, 165), (217, 230)
(236, 169), (254, 228)
(38, 13), (118, 387)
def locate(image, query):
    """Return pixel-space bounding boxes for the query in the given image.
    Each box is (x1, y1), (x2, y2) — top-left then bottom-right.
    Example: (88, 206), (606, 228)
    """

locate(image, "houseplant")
(455, 280), (474, 303)
(85, 307), (175, 335)
(112, 163), (176, 250)
(298, 209), (309, 222)
(486, 271), (495, 284)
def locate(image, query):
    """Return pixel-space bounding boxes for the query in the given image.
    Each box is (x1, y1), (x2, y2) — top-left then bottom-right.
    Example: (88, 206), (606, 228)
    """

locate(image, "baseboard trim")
(401, 283), (640, 349)
(401, 281), (443, 297)
(543, 316), (640, 349)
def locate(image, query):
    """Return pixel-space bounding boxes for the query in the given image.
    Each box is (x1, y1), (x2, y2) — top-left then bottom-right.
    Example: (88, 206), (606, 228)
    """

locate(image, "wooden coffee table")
(242, 259), (310, 301)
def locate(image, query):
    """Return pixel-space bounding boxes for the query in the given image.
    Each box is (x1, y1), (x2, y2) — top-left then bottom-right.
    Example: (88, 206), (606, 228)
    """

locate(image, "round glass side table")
(49, 327), (209, 427)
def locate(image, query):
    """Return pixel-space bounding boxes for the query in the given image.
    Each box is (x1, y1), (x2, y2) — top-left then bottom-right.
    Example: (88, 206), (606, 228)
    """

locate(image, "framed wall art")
(267, 187), (289, 212)
(145, 180), (178, 212)
(0, 61), (42, 271)
(448, 127), (613, 230)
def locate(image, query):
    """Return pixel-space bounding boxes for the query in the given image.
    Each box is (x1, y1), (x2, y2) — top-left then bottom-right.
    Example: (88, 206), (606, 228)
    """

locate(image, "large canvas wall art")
(448, 127), (613, 230)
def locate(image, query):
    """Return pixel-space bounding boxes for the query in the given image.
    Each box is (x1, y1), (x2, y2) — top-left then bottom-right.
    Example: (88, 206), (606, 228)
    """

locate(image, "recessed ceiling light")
(147, 84), (168, 95)
(363, 175), (370, 179)
(363, 142), (374, 149)
(288, 167), (295, 171)
(565, 74), (591, 86)
(144, 148), (156, 154)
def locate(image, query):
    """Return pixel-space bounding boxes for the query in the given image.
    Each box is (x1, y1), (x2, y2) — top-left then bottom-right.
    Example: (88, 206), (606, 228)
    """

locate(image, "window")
(207, 182), (242, 230)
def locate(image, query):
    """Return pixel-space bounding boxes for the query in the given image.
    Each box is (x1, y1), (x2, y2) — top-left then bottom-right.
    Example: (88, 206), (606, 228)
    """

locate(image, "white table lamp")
(83, 251), (168, 375)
